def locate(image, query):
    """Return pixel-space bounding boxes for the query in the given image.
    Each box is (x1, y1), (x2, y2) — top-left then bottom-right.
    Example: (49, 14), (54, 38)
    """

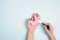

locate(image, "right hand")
(43, 23), (55, 40)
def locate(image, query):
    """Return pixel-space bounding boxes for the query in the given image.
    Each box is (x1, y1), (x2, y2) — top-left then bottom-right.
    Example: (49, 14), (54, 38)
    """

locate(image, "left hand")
(27, 19), (37, 31)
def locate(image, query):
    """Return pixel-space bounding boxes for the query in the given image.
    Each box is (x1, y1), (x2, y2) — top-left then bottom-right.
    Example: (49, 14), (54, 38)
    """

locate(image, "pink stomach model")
(29, 13), (40, 26)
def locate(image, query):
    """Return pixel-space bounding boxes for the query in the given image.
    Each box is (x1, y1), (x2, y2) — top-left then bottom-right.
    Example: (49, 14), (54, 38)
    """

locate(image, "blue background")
(0, 0), (60, 40)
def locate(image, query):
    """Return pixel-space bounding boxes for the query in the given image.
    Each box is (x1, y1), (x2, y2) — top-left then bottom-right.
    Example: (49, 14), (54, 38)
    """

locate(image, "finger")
(35, 13), (39, 17)
(45, 23), (52, 27)
(27, 18), (31, 25)
(46, 23), (53, 30)
(32, 16), (35, 21)
(27, 18), (30, 21)
(44, 23), (53, 31)
(44, 25), (49, 32)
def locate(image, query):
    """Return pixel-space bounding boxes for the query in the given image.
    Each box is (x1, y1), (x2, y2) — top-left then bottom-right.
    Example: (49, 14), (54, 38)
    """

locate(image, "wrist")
(49, 34), (55, 40)
(28, 28), (35, 32)
(27, 29), (34, 40)
(28, 29), (34, 33)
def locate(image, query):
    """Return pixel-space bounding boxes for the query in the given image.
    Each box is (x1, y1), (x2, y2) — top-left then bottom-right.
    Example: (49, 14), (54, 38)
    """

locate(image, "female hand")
(27, 19), (37, 31)
(43, 23), (55, 40)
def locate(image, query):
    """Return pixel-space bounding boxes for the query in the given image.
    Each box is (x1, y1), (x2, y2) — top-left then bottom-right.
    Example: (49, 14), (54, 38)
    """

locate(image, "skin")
(27, 21), (55, 40)
(43, 23), (55, 40)
(27, 19), (37, 40)
(27, 14), (55, 40)
(27, 13), (40, 40)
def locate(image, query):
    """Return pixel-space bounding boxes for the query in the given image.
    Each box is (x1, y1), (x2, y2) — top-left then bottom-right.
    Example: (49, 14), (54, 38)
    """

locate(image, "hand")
(27, 19), (38, 40)
(27, 19), (37, 31)
(27, 13), (40, 31)
(43, 23), (55, 40)
(27, 13), (40, 40)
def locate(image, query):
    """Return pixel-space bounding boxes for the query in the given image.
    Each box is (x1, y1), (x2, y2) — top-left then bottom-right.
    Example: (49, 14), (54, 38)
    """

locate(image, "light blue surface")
(0, 0), (60, 40)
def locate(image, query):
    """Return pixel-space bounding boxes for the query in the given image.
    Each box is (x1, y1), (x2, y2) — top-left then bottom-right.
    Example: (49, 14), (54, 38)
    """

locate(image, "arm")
(43, 23), (55, 40)
(27, 30), (34, 40)
(27, 19), (37, 40)
(50, 34), (55, 40)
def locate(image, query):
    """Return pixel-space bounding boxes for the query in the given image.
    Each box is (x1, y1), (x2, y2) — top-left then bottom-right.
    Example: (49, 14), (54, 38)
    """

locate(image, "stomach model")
(29, 13), (40, 26)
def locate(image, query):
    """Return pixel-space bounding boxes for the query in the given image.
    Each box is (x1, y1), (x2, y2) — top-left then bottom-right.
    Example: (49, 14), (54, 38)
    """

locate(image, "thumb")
(44, 25), (49, 33)
(27, 18), (31, 25)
